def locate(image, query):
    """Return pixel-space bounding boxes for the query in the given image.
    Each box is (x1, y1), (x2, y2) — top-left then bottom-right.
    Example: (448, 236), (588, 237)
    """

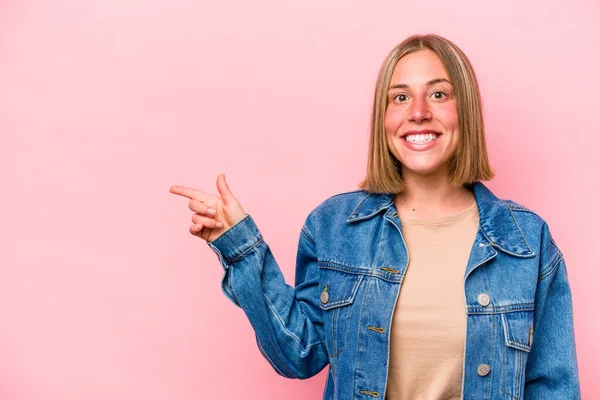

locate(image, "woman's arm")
(206, 213), (329, 379)
(525, 224), (581, 398)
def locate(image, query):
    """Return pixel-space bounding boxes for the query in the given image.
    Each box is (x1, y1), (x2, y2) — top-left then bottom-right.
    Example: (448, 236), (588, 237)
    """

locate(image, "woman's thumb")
(216, 173), (235, 205)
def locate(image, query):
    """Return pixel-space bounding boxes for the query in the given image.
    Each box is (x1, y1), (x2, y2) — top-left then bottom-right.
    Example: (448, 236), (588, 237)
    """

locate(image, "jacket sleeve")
(525, 223), (581, 398)
(205, 213), (329, 379)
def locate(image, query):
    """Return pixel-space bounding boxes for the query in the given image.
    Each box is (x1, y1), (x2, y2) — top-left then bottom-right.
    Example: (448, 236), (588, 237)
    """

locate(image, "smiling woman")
(171, 33), (581, 400)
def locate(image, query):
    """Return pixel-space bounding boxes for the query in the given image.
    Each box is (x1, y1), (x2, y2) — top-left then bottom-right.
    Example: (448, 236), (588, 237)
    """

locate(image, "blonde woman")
(171, 34), (580, 399)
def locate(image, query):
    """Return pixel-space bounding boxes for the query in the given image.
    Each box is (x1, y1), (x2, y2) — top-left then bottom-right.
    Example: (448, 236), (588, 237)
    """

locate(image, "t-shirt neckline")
(400, 200), (478, 226)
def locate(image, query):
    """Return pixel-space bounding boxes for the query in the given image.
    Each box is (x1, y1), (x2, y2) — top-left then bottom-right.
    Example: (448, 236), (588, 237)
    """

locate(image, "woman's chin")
(399, 160), (444, 175)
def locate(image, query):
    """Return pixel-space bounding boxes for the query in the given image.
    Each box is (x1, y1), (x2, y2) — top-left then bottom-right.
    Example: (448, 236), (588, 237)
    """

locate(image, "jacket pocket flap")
(318, 267), (365, 310)
(501, 310), (533, 352)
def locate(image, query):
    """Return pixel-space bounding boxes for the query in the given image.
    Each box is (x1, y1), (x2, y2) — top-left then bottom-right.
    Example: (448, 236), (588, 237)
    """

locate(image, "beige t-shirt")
(385, 201), (479, 400)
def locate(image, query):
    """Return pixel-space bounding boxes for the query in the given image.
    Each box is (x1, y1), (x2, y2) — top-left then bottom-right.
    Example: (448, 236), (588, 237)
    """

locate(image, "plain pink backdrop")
(1, 0), (598, 399)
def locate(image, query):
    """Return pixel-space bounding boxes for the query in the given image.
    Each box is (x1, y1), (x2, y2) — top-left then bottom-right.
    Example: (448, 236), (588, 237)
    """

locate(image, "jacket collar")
(345, 182), (535, 257)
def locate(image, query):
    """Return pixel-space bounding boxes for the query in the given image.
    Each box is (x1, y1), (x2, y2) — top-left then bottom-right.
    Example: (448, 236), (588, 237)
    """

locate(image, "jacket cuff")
(206, 214), (262, 262)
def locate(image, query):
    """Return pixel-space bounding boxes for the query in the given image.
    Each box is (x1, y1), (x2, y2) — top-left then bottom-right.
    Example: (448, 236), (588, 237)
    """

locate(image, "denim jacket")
(206, 182), (581, 399)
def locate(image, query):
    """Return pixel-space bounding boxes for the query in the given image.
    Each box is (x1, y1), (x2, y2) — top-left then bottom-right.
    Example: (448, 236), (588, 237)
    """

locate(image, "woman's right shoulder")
(303, 189), (371, 230)
(311, 189), (368, 213)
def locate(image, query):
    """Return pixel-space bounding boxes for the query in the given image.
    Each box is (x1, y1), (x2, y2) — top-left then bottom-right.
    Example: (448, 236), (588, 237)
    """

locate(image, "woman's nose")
(408, 96), (432, 123)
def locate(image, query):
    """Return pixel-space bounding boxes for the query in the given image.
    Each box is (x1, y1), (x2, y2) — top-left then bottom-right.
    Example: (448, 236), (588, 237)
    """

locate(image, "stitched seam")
(353, 276), (370, 397)
(505, 207), (535, 256)
(348, 209), (389, 222)
(467, 303), (535, 314)
(507, 340), (531, 351)
(372, 217), (386, 278)
(321, 299), (354, 309)
(488, 245), (535, 258)
(496, 200), (537, 256)
(505, 206), (535, 215)
(256, 336), (291, 378)
(501, 312), (533, 351)
(346, 191), (394, 221)
(368, 273), (405, 284)
(249, 246), (295, 378)
(517, 350), (523, 398)
(480, 262), (495, 400)
(319, 275), (364, 311)
(227, 260), (240, 306)
(318, 262), (370, 275)
(514, 350), (520, 399)
(476, 226), (529, 258)
(248, 247), (310, 378)
(549, 235), (563, 254)
(300, 225), (316, 245)
(227, 237), (265, 263)
(500, 389), (519, 398)
(330, 354), (338, 400)
(538, 254), (563, 282)
(321, 297), (352, 310)
(499, 351), (520, 398)
(334, 306), (351, 358)
(348, 193), (372, 218)
(500, 335), (507, 396)
(331, 350), (338, 400)
(207, 213), (251, 244)
(500, 313), (527, 399)
(478, 225), (494, 247)
(263, 291), (325, 353)
(487, 315), (496, 400)
(331, 307), (339, 357)
(319, 262), (405, 284)
(500, 314), (515, 398)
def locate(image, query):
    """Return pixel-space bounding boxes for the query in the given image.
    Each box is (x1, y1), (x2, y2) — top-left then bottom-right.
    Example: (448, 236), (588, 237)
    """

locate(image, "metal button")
(320, 285), (329, 304)
(477, 293), (490, 307)
(477, 363), (491, 376)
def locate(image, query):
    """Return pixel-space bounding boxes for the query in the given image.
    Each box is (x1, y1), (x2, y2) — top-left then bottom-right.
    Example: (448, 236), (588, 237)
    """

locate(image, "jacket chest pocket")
(500, 310), (534, 399)
(318, 266), (364, 358)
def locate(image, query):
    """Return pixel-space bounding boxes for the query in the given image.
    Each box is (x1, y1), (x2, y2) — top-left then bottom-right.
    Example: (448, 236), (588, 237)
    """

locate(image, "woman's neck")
(393, 172), (475, 219)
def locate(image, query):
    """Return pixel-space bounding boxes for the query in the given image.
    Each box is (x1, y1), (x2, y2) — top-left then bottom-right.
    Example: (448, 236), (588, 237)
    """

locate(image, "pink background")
(1, 0), (598, 398)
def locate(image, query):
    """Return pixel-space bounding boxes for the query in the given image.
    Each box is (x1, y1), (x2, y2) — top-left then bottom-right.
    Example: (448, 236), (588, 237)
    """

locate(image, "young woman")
(170, 34), (581, 399)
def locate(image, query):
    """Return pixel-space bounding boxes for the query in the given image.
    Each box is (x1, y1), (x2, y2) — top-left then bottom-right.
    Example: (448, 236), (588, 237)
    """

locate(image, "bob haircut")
(357, 33), (494, 194)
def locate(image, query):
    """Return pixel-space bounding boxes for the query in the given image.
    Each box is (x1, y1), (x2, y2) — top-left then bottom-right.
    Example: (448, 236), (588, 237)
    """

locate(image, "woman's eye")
(394, 94), (408, 102)
(431, 91), (447, 99)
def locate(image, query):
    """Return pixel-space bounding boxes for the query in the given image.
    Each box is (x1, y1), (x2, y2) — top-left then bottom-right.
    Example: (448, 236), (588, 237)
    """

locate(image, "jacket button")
(320, 289), (329, 304)
(477, 293), (490, 307)
(477, 363), (491, 376)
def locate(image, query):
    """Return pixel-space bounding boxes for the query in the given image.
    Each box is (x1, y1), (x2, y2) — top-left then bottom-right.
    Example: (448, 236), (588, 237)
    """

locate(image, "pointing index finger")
(169, 185), (211, 202)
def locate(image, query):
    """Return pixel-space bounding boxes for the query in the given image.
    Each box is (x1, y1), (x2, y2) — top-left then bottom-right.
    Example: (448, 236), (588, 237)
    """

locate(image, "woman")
(170, 34), (581, 399)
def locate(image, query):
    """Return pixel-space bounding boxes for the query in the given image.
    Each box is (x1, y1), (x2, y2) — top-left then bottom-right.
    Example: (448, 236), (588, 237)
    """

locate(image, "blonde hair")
(357, 33), (494, 194)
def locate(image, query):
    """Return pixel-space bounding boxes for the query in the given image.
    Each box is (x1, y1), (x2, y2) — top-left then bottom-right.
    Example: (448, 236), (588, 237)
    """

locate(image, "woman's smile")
(401, 130), (443, 151)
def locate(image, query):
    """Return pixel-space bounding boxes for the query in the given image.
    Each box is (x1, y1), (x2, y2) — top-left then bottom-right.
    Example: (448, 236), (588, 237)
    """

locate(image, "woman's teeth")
(404, 133), (439, 144)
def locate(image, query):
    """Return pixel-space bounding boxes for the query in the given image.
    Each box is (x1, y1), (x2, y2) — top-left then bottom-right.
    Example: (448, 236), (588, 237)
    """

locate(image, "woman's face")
(385, 49), (460, 178)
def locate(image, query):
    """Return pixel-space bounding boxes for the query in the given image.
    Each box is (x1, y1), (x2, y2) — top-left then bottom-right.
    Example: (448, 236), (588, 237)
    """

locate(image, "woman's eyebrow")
(388, 78), (452, 90)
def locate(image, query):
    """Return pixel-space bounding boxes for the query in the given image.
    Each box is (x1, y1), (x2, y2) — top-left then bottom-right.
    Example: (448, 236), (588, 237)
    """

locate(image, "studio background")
(1, 0), (598, 398)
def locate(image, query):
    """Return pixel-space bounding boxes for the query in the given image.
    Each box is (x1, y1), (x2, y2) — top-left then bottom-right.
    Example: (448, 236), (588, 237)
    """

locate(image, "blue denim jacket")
(207, 182), (580, 399)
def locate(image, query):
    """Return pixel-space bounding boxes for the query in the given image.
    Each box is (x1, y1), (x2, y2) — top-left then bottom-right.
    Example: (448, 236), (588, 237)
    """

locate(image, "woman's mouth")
(401, 131), (442, 151)
(404, 133), (440, 144)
